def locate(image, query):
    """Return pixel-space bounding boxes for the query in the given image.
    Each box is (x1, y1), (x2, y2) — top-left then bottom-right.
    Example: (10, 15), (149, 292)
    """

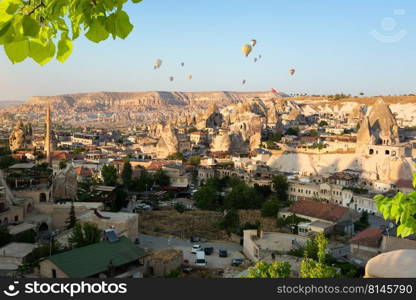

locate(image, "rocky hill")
(0, 91), (288, 125)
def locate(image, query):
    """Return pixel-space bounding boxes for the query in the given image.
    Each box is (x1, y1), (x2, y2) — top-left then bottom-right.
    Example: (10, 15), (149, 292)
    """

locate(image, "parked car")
(190, 236), (200, 243)
(195, 251), (207, 266)
(219, 249), (228, 258)
(191, 244), (202, 254)
(204, 247), (214, 255)
(231, 258), (244, 266)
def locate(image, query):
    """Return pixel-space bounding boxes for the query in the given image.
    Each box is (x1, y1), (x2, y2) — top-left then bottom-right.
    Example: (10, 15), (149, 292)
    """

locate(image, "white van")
(195, 251), (207, 266)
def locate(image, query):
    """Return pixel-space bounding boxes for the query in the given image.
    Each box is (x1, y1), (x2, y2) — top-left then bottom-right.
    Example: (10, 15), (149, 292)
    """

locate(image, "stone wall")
(38, 260), (69, 278)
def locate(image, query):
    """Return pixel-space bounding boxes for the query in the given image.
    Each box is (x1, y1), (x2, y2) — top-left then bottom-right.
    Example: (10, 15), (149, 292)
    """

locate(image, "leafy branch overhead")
(375, 171), (416, 238)
(0, 0), (142, 65)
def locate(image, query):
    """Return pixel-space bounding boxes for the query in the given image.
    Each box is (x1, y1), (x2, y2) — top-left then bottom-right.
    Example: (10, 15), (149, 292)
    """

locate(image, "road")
(139, 234), (245, 269)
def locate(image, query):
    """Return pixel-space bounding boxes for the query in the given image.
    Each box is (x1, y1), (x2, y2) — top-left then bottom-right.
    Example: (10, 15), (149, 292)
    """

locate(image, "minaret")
(44, 104), (52, 165)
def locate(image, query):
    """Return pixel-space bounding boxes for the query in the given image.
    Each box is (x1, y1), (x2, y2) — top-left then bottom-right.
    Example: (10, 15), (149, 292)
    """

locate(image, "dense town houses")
(0, 94), (415, 278)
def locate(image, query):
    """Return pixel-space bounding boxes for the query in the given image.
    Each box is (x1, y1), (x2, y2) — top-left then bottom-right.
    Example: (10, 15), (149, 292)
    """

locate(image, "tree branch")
(28, 1), (45, 16)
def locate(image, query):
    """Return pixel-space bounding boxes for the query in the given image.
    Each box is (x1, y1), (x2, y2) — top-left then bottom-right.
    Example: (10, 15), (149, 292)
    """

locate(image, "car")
(190, 236), (200, 243)
(219, 249), (228, 258)
(231, 258), (244, 266)
(195, 251), (207, 266)
(204, 247), (214, 255)
(191, 244), (202, 254)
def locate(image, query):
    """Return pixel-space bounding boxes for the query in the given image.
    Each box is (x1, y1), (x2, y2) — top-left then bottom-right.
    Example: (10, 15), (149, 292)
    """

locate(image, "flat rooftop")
(0, 243), (37, 258)
(8, 223), (36, 235)
(9, 163), (35, 169)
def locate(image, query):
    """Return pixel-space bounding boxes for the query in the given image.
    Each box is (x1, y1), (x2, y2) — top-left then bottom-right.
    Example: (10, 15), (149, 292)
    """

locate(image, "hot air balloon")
(250, 39), (257, 47)
(188, 75), (193, 80)
(241, 44), (252, 57)
(154, 59), (162, 69)
(289, 69), (296, 76)
(169, 76), (174, 82)
(242, 80), (246, 85)
(181, 62), (185, 67)
(254, 57), (258, 63)
(258, 55), (262, 59)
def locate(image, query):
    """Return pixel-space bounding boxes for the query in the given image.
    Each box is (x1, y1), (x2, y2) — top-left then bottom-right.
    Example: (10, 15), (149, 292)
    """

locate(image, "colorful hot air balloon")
(181, 62), (185, 67)
(169, 76), (174, 82)
(259, 55), (262, 59)
(254, 57), (258, 63)
(188, 74), (193, 80)
(250, 39), (257, 47)
(154, 59), (162, 69)
(241, 44), (252, 57)
(242, 80), (246, 85)
(289, 69), (296, 76)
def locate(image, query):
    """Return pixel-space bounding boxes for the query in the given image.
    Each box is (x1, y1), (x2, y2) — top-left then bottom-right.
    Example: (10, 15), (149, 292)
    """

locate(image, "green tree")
(318, 120), (329, 127)
(112, 187), (128, 212)
(224, 184), (263, 210)
(194, 184), (222, 210)
(375, 171), (416, 237)
(244, 261), (291, 278)
(167, 152), (184, 161)
(354, 211), (370, 231)
(72, 147), (85, 155)
(272, 175), (289, 204)
(308, 129), (319, 137)
(300, 234), (337, 278)
(174, 203), (186, 213)
(65, 201), (77, 229)
(0, 155), (16, 169)
(59, 160), (67, 169)
(221, 209), (240, 233)
(132, 169), (154, 192)
(69, 222), (101, 248)
(121, 160), (133, 188)
(285, 127), (300, 136)
(153, 170), (170, 187)
(101, 164), (117, 186)
(0, 226), (11, 247)
(0, 0), (143, 65)
(188, 155), (201, 166)
(267, 132), (282, 142)
(261, 197), (280, 217)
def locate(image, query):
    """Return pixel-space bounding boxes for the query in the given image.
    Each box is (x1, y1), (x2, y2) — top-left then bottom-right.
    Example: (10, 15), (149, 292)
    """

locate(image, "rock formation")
(9, 120), (26, 151)
(53, 165), (78, 200)
(156, 125), (179, 158)
(357, 98), (400, 146)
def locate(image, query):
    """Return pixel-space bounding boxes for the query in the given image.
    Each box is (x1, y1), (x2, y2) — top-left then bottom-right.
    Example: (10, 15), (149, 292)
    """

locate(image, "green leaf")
(131, 0), (143, 3)
(85, 19), (109, 43)
(6, 2), (20, 15)
(413, 172), (416, 188)
(57, 34), (73, 63)
(4, 39), (29, 63)
(29, 40), (55, 65)
(22, 16), (40, 37)
(114, 10), (133, 39)
(0, 21), (12, 39)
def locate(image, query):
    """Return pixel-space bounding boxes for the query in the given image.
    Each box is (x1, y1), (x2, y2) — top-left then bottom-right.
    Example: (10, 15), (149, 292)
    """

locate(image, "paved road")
(139, 234), (244, 268)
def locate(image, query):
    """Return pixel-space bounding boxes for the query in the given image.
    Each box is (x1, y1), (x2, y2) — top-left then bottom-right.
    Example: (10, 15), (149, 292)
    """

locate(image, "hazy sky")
(1, 0), (415, 101)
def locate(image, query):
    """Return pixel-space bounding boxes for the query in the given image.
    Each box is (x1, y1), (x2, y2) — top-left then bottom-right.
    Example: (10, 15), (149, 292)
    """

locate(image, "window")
(385, 150), (390, 155)
(369, 149), (374, 155)
(14, 216), (18, 222)
(52, 269), (57, 278)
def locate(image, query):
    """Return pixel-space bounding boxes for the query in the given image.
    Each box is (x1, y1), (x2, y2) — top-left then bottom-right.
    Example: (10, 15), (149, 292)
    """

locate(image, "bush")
(261, 199), (279, 217)
(174, 203), (186, 213)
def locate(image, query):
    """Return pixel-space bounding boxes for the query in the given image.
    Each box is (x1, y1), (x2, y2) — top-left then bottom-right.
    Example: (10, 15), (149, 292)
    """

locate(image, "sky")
(1, 0), (416, 101)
